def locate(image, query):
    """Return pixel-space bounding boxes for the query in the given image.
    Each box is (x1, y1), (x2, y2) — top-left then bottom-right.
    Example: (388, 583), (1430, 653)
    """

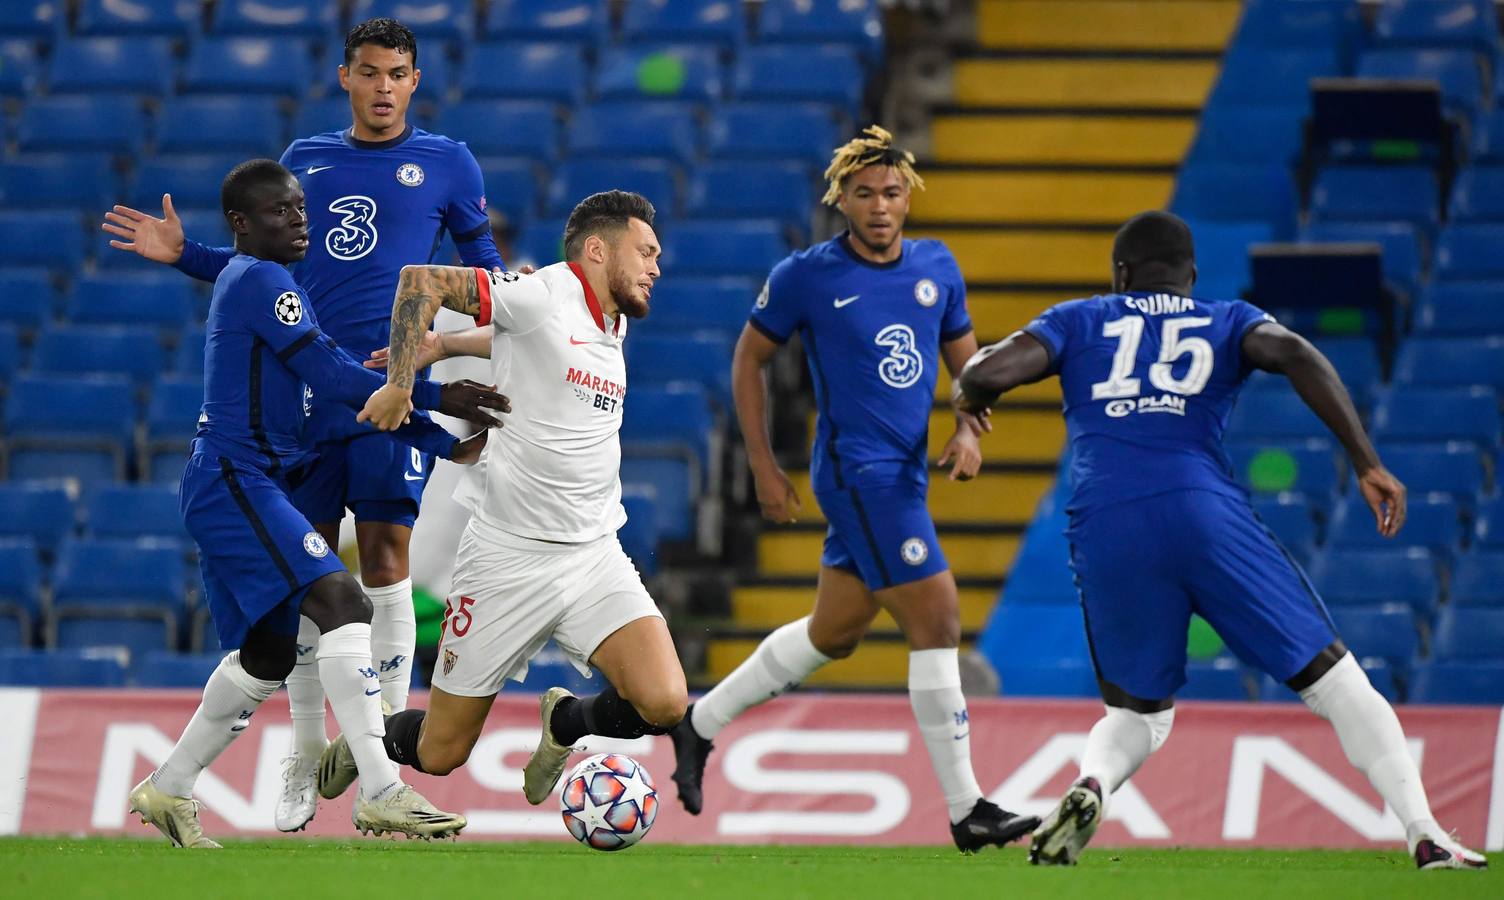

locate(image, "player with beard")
(316, 191), (688, 806)
(667, 126), (1039, 852)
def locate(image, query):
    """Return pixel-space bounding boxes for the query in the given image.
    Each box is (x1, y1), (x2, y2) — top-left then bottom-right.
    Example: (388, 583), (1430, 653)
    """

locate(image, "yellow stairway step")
(965, 290), (1061, 338)
(758, 529), (1023, 579)
(730, 585), (998, 632)
(911, 229), (1113, 284)
(977, 0), (1240, 52)
(926, 408), (1064, 463)
(706, 637), (975, 686)
(935, 369), (1062, 405)
(953, 59), (1218, 110)
(931, 114), (1197, 166)
(914, 170), (1175, 225)
(784, 469), (1056, 525)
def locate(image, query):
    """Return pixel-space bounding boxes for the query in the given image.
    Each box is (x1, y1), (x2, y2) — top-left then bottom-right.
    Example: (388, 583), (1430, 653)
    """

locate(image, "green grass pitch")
(1, 838), (1493, 899)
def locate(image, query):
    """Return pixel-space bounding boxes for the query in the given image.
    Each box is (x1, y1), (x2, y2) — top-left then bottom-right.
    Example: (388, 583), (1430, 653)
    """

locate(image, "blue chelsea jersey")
(278, 126), (494, 357)
(750, 234), (973, 493)
(1024, 292), (1276, 517)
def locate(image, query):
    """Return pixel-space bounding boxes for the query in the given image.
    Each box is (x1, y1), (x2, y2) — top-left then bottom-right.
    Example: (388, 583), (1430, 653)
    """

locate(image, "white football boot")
(522, 688), (576, 805)
(1413, 830), (1488, 870)
(1029, 776), (1104, 866)
(128, 776), (222, 849)
(354, 783), (466, 840)
(275, 753), (320, 832)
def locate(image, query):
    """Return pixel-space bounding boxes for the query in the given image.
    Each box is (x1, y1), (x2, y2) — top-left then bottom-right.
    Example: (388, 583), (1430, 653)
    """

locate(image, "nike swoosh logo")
(306, 165), (334, 174)
(569, 336), (592, 345)
(403, 472), (424, 481)
(365, 688), (381, 696)
(834, 295), (860, 308)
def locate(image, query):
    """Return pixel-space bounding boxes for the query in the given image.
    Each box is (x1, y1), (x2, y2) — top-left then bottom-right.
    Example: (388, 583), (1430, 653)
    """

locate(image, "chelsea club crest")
(914, 279), (939, 307)
(396, 163), (425, 187)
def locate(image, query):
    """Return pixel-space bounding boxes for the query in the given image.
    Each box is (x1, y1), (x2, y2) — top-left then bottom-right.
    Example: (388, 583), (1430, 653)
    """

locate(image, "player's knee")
(633, 685), (688, 729)
(300, 574), (373, 632)
(903, 617), (960, 651)
(420, 742), (472, 777)
(239, 625), (297, 681)
(812, 632), (861, 659)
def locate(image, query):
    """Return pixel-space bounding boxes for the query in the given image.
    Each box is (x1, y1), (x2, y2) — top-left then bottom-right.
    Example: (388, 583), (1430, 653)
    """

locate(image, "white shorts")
(434, 522), (662, 697)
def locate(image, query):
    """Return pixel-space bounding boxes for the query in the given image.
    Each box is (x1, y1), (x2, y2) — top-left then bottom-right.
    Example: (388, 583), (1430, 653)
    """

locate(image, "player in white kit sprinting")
(316, 191), (688, 805)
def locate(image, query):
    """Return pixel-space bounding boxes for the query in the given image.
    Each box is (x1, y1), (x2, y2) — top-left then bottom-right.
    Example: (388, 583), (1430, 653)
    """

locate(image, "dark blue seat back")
(435, 100), (560, 160)
(484, 0), (609, 44)
(622, 0), (745, 48)
(1414, 282), (1504, 334)
(0, 482), (76, 554)
(459, 42), (586, 104)
(18, 96), (146, 154)
(33, 325), (165, 384)
(0, 648), (127, 687)
(1373, 386), (1500, 446)
(1394, 335), (1504, 389)
(1450, 551), (1504, 606)
(707, 103), (840, 170)
(157, 96), (286, 156)
(662, 220), (787, 279)
(47, 36), (173, 95)
(1308, 547), (1439, 612)
(0, 153), (121, 209)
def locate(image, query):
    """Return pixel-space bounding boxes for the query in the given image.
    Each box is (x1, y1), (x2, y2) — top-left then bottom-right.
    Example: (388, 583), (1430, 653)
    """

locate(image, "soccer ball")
(559, 753), (658, 851)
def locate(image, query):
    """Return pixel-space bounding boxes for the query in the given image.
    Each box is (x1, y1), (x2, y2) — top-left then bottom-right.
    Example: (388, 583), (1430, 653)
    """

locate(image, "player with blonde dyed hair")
(668, 126), (1039, 851)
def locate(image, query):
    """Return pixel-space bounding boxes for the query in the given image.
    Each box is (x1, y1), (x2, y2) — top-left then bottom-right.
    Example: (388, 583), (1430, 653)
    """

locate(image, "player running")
(666, 126), (1039, 852)
(129, 160), (509, 848)
(315, 190), (688, 806)
(99, 18), (507, 831)
(957, 210), (1487, 871)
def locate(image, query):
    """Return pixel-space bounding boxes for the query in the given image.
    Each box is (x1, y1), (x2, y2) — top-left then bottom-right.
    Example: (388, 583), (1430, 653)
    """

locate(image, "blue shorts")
(816, 480), (949, 591)
(292, 430), (434, 528)
(1067, 489), (1337, 701)
(183, 451), (346, 650)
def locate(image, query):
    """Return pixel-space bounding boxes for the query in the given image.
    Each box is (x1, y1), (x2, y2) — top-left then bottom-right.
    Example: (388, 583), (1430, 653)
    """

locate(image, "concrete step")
(976, 0), (1240, 52)
(728, 584), (999, 632)
(704, 634), (976, 686)
(801, 410), (1064, 465)
(757, 527), (1024, 579)
(912, 169), (1175, 225)
(910, 228), (1113, 284)
(953, 58), (1219, 110)
(931, 114), (1197, 167)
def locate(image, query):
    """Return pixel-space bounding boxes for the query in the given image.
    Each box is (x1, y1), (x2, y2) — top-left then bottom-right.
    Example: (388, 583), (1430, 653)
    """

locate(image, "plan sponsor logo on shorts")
(1104, 393), (1188, 418)
(303, 532), (329, 559)
(900, 537), (928, 566)
(442, 648), (459, 677)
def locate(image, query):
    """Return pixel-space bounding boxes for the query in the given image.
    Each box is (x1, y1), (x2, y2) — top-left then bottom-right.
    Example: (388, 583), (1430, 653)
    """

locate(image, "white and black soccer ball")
(559, 753), (658, 851)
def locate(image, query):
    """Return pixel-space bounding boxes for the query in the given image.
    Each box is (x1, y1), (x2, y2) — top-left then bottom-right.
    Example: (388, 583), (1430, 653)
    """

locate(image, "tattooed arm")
(359, 265), (485, 430)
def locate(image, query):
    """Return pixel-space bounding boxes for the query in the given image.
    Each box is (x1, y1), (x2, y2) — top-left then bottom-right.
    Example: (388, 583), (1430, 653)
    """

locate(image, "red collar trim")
(567, 262), (608, 333)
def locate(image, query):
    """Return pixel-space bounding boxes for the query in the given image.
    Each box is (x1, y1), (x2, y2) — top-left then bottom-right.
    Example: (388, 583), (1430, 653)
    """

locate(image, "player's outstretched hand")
(950, 380), (993, 434)
(752, 463), (801, 524)
(366, 330), (447, 370)
(357, 384), (415, 431)
(438, 380), (511, 428)
(450, 430), (488, 465)
(101, 194), (185, 264)
(938, 429), (982, 482)
(1357, 465), (1407, 538)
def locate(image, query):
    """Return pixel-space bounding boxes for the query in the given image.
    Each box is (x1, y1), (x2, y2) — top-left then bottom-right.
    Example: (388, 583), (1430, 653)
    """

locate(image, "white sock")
(1079, 706), (1175, 815)
(153, 651), (280, 798)
(317, 623), (402, 801)
(908, 648), (984, 824)
(691, 616), (830, 740)
(1300, 653), (1437, 848)
(285, 616), (328, 759)
(364, 578), (416, 713)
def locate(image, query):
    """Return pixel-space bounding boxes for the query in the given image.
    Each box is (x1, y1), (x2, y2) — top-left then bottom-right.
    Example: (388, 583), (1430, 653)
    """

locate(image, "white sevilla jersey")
(453, 261), (629, 543)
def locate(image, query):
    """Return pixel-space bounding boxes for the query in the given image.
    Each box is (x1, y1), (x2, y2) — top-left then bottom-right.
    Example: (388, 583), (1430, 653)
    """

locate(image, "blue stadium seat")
(212, 0), (337, 36)
(1308, 547), (1439, 612)
(458, 42), (585, 104)
(1476, 496), (1504, 547)
(1299, 221), (1424, 299)
(619, 456), (695, 542)
(1226, 386), (1332, 441)
(1250, 494), (1318, 561)
(143, 375), (204, 483)
(1226, 440), (1343, 502)
(1448, 165), (1504, 221)
(547, 159), (679, 219)
(157, 96), (285, 157)
(758, 0), (884, 62)
(0, 324), (21, 381)
(350, 0), (473, 41)
(622, 0), (744, 47)
(688, 161), (814, 231)
(1213, 46), (1341, 105)
(662, 220), (787, 279)
(1409, 660), (1504, 703)
(173, 328), (206, 375)
(707, 102), (841, 170)
(132, 651), (228, 688)
(0, 539), (43, 647)
(618, 484), (660, 577)
(0, 648), (128, 688)
(292, 97), (355, 137)
(1435, 224), (1504, 280)
(1394, 335), (1504, 389)
(1, 374), (136, 486)
(1433, 607), (1504, 660)
(1310, 165), (1438, 228)
(76, 0), (199, 36)
(1372, 386), (1500, 447)
(65, 273), (197, 330)
(184, 38), (313, 96)
(0, 39), (41, 97)
(0, 2), (62, 39)
(1234, 0), (1359, 50)
(0, 270), (56, 333)
(435, 100), (559, 160)
(476, 157), (540, 222)
(1474, 109), (1504, 161)
(0, 211), (86, 273)
(1414, 281), (1504, 334)
(733, 46), (864, 108)
(620, 381), (718, 488)
(567, 103), (699, 167)
(1173, 165), (1297, 236)
(18, 96), (146, 154)
(1178, 659), (1252, 701)
(994, 659), (1100, 698)
(1188, 105), (1306, 166)
(49, 538), (186, 654)
(1331, 604), (1419, 669)
(0, 153), (121, 210)
(595, 46), (724, 105)
(0, 482), (76, 555)
(1326, 492), (1461, 552)
(84, 484), (186, 542)
(1179, 220), (1273, 299)
(514, 218), (565, 267)
(483, 0), (608, 44)
(1261, 659), (1400, 702)
(627, 334), (733, 413)
(1450, 551), (1504, 606)
(1303, 336), (1384, 405)
(46, 37), (172, 95)
(1356, 48), (1486, 116)
(985, 602), (1095, 697)
(33, 325), (165, 385)
(1373, 443), (1485, 499)
(1373, 0), (1500, 59)
(130, 154), (247, 213)
(647, 275), (759, 337)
